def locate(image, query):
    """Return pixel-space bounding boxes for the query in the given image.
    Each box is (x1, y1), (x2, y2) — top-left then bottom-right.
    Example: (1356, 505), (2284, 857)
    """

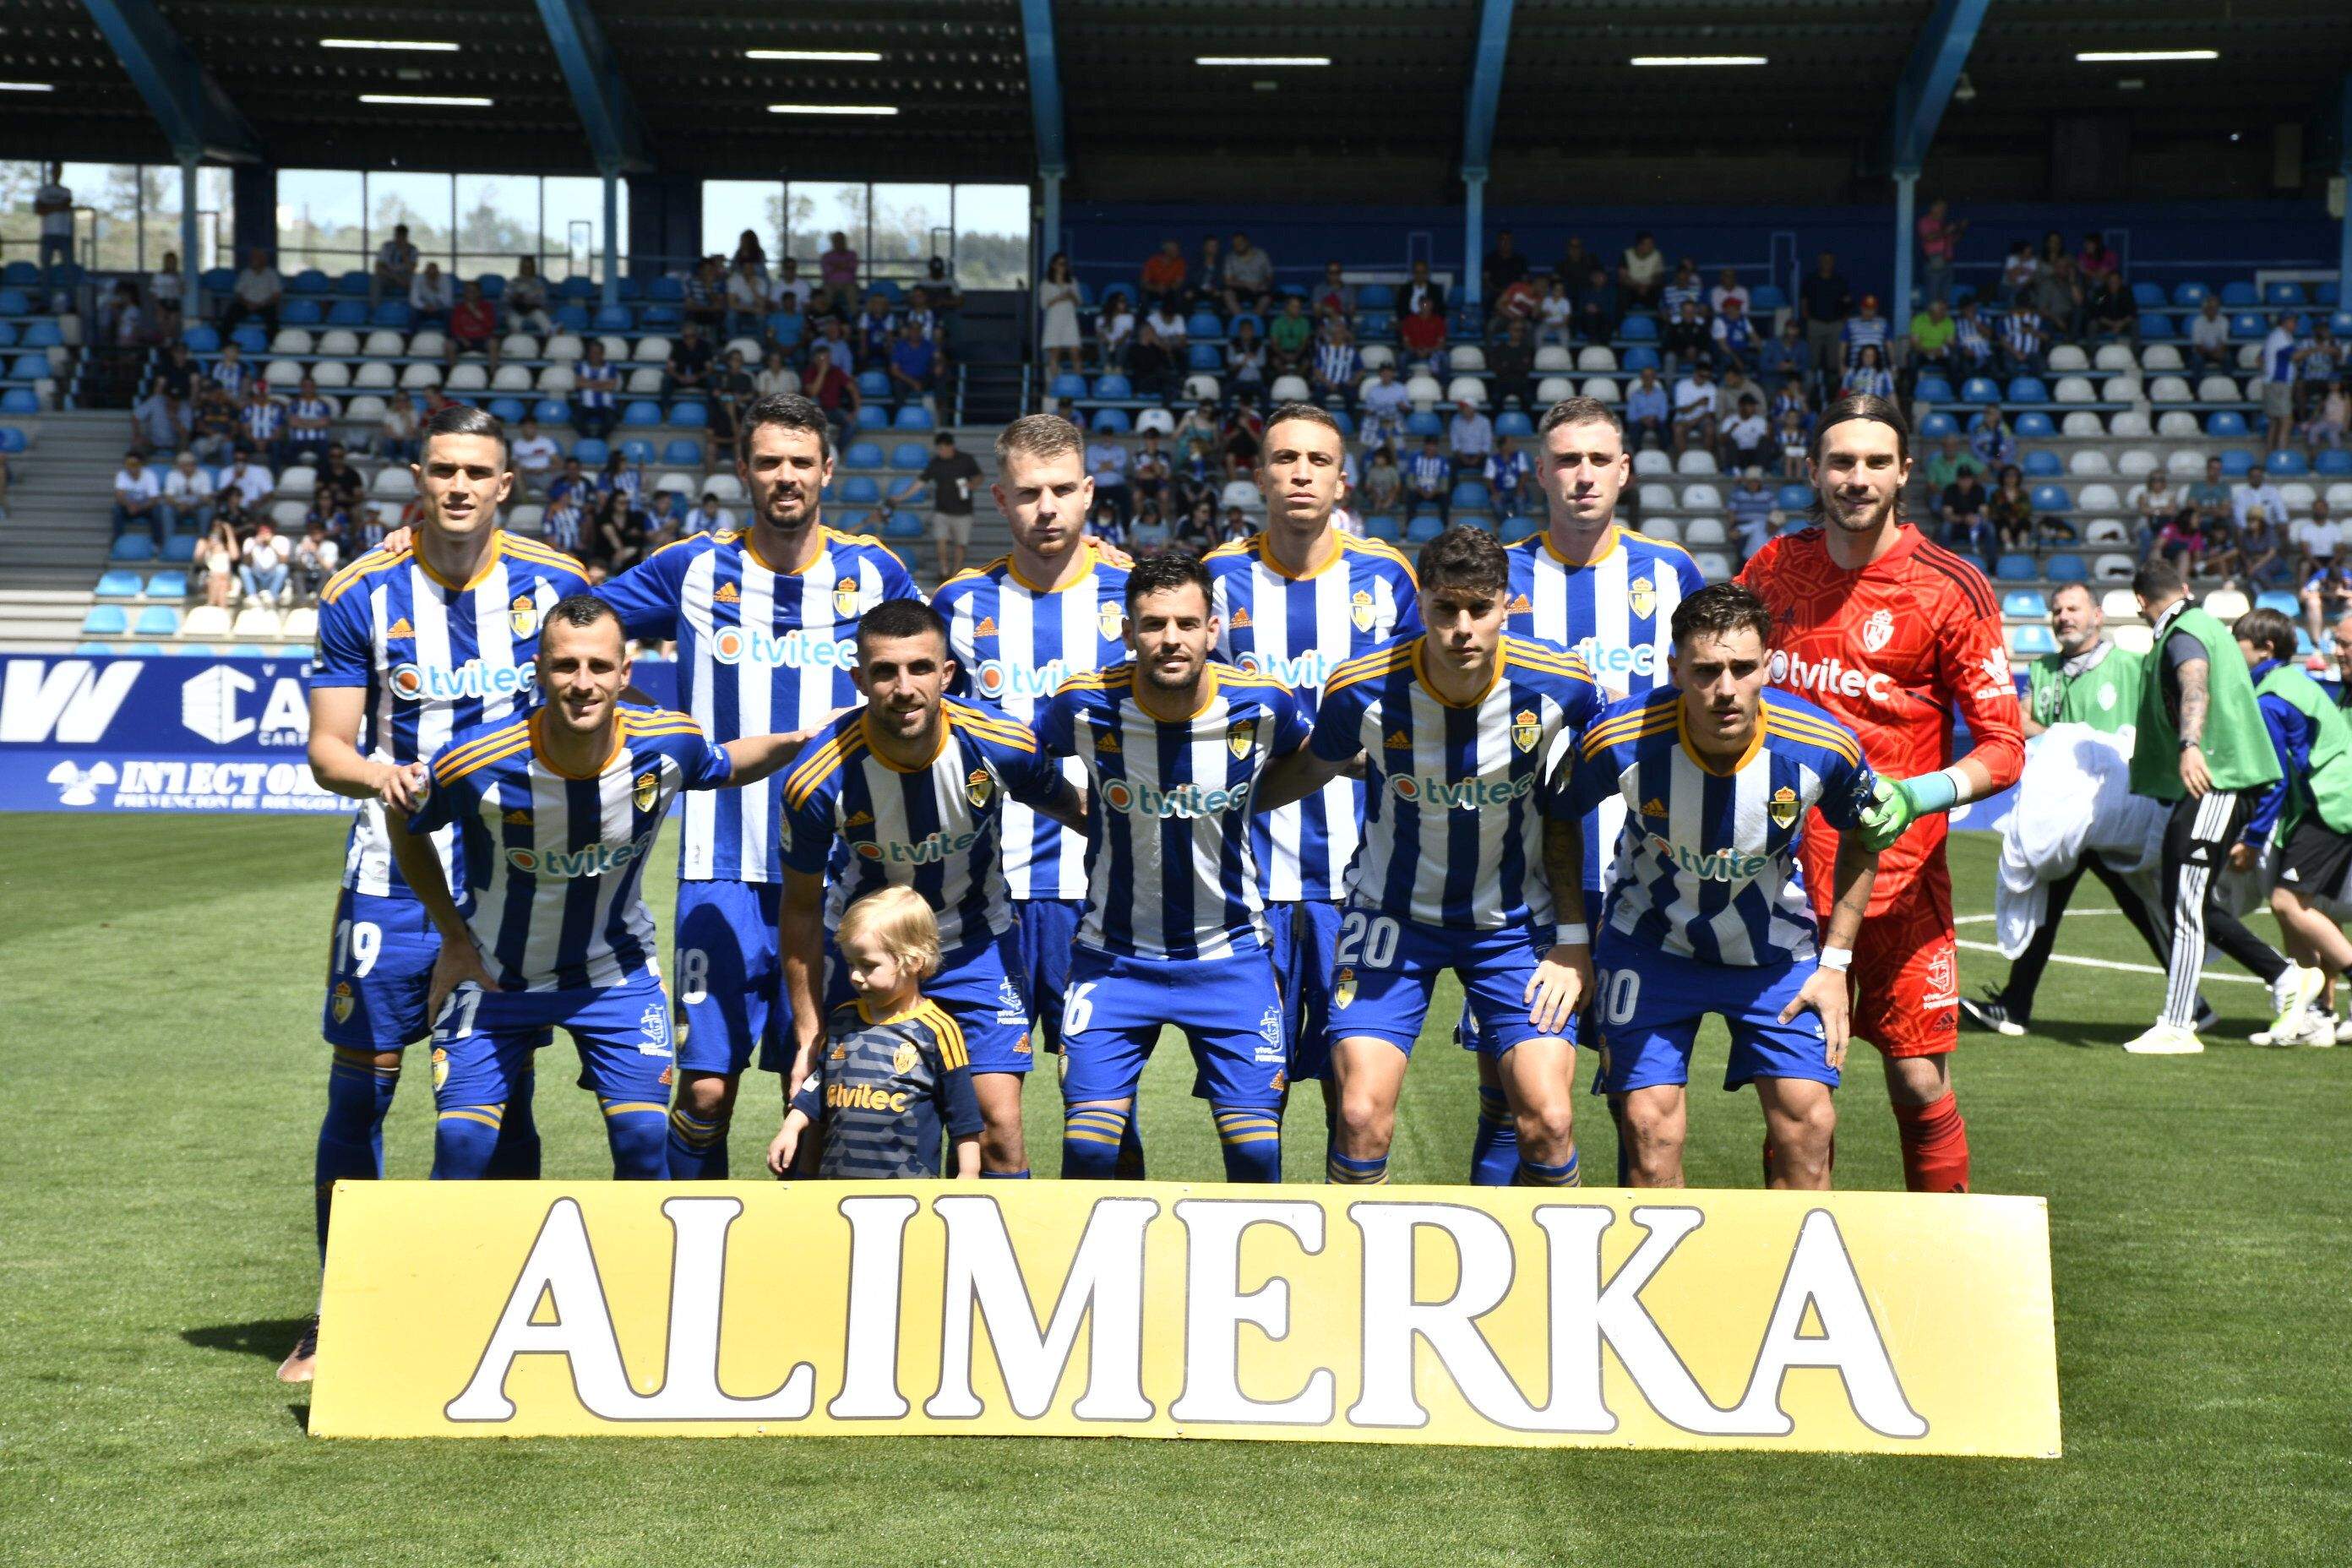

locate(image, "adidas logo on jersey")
(843, 808), (874, 827)
(974, 615), (998, 638)
(386, 617), (414, 640)
(1508, 594), (1533, 615)
(715, 582), (740, 604)
(1385, 729), (1413, 749)
(1641, 797), (1668, 818)
(503, 808), (533, 825)
(1229, 606), (1253, 629)
(1093, 728), (1121, 754)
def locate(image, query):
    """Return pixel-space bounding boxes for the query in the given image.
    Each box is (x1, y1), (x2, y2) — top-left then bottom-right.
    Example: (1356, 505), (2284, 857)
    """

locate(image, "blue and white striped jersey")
(1563, 689), (1877, 966)
(776, 700), (1065, 951)
(595, 525), (918, 884)
(932, 548), (1131, 901)
(308, 531), (589, 898)
(790, 999), (982, 1179)
(1312, 635), (1603, 929)
(1506, 525), (1707, 893)
(408, 705), (735, 992)
(1035, 664), (1310, 961)
(1204, 531), (1421, 901)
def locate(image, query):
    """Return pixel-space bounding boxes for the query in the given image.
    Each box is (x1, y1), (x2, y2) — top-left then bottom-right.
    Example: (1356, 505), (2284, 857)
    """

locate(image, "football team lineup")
(268, 384), (2333, 1401)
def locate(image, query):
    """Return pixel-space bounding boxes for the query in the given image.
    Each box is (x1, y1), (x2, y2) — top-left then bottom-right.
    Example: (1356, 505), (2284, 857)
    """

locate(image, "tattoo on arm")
(2178, 658), (2208, 746)
(1544, 818), (1587, 925)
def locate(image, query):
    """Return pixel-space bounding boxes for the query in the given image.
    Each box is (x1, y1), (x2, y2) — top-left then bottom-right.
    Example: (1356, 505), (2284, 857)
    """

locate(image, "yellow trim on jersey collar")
(530, 709), (625, 781)
(1255, 525), (1344, 581)
(1412, 638), (1500, 710)
(1676, 702), (1764, 777)
(413, 530), (506, 593)
(854, 994), (928, 1027)
(859, 707), (951, 773)
(1134, 662), (1221, 721)
(740, 522), (831, 577)
(1004, 542), (1100, 596)
(1543, 524), (1619, 569)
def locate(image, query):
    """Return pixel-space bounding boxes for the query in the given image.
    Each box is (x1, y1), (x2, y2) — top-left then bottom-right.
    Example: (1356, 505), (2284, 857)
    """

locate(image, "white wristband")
(1818, 946), (1854, 972)
(1554, 923), (1590, 947)
(1938, 765), (1972, 805)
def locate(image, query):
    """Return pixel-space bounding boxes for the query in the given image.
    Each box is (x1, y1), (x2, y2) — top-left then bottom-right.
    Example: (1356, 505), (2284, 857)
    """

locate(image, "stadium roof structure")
(2, 0), (2348, 190)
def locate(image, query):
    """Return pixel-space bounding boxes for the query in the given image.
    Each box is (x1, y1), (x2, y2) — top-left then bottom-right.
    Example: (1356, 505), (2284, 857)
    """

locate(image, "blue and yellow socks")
(1326, 1147), (1389, 1185)
(1061, 1103), (1131, 1179)
(315, 1048), (400, 1255)
(1212, 1105), (1282, 1184)
(599, 1097), (669, 1180)
(1513, 1146), (1582, 1187)
(666, 1104), (729, 1179)
(1470, 1083), (1520, 1186)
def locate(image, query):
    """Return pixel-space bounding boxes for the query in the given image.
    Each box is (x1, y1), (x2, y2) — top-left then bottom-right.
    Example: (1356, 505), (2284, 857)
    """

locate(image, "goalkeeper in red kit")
(1739, 395), (2024, 1192)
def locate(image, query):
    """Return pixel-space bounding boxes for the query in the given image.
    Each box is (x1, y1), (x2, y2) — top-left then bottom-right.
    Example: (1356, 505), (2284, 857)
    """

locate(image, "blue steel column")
(180, 156), (199, 315)
(1893, 172), (1919, 319)
(1019, 0), (1068, 366)
(1886, 0), (1989, 314)
(1459, 0), (1515, 311)
(533, 0), (652, 308)
(2338, 74), (2352, 293)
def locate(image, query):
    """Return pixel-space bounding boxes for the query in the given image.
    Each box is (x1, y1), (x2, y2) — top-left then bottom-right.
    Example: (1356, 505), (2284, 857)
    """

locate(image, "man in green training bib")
(2123, 561), (2324, 1054)
(2231, 607), (2352, 1047)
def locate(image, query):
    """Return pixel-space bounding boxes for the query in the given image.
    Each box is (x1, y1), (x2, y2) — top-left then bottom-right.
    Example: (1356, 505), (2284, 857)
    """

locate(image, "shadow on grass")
(288, 1402), (310, 1435)
(182, 1316), (312, 1363)
(2033, 1015), (2283, 1050)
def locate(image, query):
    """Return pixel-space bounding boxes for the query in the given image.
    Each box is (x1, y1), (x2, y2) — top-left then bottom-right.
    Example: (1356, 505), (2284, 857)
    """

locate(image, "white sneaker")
(2123, 1023), (2205, 1054)
(2268, 965), (2326, 1039)
(2266, 1012), (2339, 1048)
(2335, 1014), (2352, 1045)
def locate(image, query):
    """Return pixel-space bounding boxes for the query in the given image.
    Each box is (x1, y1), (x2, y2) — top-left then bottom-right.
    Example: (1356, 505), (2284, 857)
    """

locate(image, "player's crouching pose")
(1259, 525), (1603, 1188)
(1034, 553), (1311, 1182)
(771, 888), (984, 1179)
(385, 597), (809, 1179)
(1559, 584), (1879, 1189)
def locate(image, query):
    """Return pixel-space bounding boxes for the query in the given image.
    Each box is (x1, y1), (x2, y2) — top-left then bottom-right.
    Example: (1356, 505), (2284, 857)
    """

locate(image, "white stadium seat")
(1444, 376), (1485, 406)
(632, 336), (672, 366)
(1533, 346), (1572, 372)
(2236, 343), (2262, 369)
(2156, 411), (2201, 438)
(1635, 517), (1680, 542)
(546, 333), (585, 362)
(264, 357), (303, 387)
(398, 362), (442, 389)
(269, 499), (307, 530)
(1448, 346), (1487, 373)
(652, 471), (695, 496)
(1576, 346), (1617, 372)
(310, 361), (351, 389)
(1692, 551), (1735, 582)
(280, 607), (318, 642)
(353, 362), (396, 389)
(702, 474), (746, 503)
(2114, 623), (2154, 654)
(2202, 589), (2251, 621)
(2101, 588), (2140, 619)
(231, 606), (283, 640)
(2077, 482), (2121, 512)
(2061, 411), (2106, 437)
(270, 329), (315, 357)
(1269, 374), (1310, 403)
(1134, 408), (1175, 437)
(1575, 376), (1618, 403)
(1534, 375), (1574, 404)
(317, 329), (360, 357)
(275, 464), (316, 495)
(2099, 375), (2142, 404)
(179, 604), (231, 639)
(2093, 553), (2137, 583)
(2108, 410), (2153, 438)
(373, 466), (416, 498)
(504, 504), (545, 536)
(2140, 344), (2183, 372)
(408, 330), (447, 360)
(536, 365), (576, 394)
(1358, 344), (1396, 371)
(2083, 518), (2131, 545)
(1681, 505), (1727, 536)
(2052, 376), (2095, 404)
(344, 394), (387, 422)
(2164, 448), (2208, 476)
(2092, 344), (2136, 372)
(2115, 449), (2159, 476)
(491, 365), (535, 392)
(2068, 449), (2112, 476)
(1639, 482), (1678, 512)
(502, 333), (542, 360)
(1405, 374), (1444, 409)
(362, 329), (406, 357)
(2197, 374), (2241, 402)
(2148, 376), (2191, 403)
(1183, 373), (1221, 403)
(444, 364), (489, 392)
(2328, 482), (2352, 511)
(2279, 482), (2317, 509)
(2047, 345), (2089, 373)
(1676, 449), (1718, 476)
(624, 367), (664, 395)
(1633, 449), (1673, 476)
(723, 335), (762, 362)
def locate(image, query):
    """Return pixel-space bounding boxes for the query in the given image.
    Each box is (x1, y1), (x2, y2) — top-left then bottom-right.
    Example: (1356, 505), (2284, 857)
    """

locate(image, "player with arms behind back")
(1738, 395), (2024, 1190)
(288, 404), (586, 1382)
(1560, 584), (1879, 1188)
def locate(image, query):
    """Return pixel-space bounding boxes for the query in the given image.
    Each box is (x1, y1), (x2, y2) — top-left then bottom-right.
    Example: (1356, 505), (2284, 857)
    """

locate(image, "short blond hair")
(835, 886), (941, 982)
(994, 411), (1084, 470)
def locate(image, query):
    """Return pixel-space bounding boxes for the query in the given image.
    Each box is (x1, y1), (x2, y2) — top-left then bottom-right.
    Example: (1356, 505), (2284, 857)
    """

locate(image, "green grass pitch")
(1, 814), (2345, 1566)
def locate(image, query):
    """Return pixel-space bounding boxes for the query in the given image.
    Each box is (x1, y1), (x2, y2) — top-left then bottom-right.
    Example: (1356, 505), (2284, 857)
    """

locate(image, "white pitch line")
(1952, 938), (2267, 986)
(1952, 910), (2126, 926)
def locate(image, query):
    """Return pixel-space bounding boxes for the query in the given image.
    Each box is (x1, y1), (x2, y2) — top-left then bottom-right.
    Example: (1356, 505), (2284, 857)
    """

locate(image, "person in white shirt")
(725, 259), (767, 336)
(1098, 291), (1136, 369)
(1446, 401), (1494, 470)
(2188, 296), (2231, 373)
(1708, 266), (1750, 318)
(2234, 464), (2289, 531)
(1146, 302), (1188, 352)
(151, 249), (184, 334)
(1672, 362), (1720, 455)
(505, 256), (553, 335)
(686, 492), (734, 536)
(769, 257), (811, 316)
(292, 521), (341, 600)
(2262, 313), (2302, 455)
(374, 225), (419, 303)
(161, 450), (215, 536)
(239, 519), (292, 605)
(2290, 498), (2343, 569)
(1358, 362), (1411, 449)
(409, 262), (454, 325)
(223, 248), (281, 335)
(222, 457), (275, 513)
(509, 417), (560, 497)
(112, 452), (165, 542)
(1717, 393), (1770, 471)
(1086, 434), (1132, 526)
(34, 170), (73, 276)
(1536, 276), (1573, 346)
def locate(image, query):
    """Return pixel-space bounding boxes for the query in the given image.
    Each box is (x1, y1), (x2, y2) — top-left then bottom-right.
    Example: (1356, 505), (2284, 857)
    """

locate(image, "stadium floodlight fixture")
(0, 80), (56, 91)
(359, 94), (494, 107)
(2074, 50), (2219, 63)
(768, 103), (900, 116)
(1194, 57), (1332, 68)
(1630, 56), (1769, 67)
(745, 49), (884, 63)
(321, 38), (461, 52)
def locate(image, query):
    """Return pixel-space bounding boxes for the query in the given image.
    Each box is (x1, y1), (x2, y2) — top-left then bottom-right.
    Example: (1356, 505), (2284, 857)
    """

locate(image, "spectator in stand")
(855, 291), (899, 364)
(197, 517), (238, 607)
(1312, 259), (1353, 322)
(1799, 251), (1852, 390)
(161, 450), (214, 537)
(1145, 294), (1189, 357)
(810, 315), (858, 373)
(373, 224), (418, 305)
(2183, 455), (2231, 542)
(770, 257), (812, 318)
(1707, 266), (1749, 317)
(1404, 434), (1452, 526)
(1097, 291), (1135, 370)
(1998, 239), (2039, 302)
(509, 416), (559, 498)
(665, 320), (716, 400)
(150, 250), (183, 339)
(1485, 433), (1533, 521)
(239, 379), (291, 469)
(239, 518), (291, 605)
(2088, 274), (2137, 344)
(1220, 395), (1266, 476)
(1403, 258), (1446, 320)
(1188, 234), (1225, 315)
(1618, 231), (1665, 318)
(547, 455), (589, 510)
(1173, 398), (1220, 449)
(319, 445), (365, 515)
(677, 490), (731, 540)
(129, 383), (187, 458)
(1951, 297), (1995, 374)
(1917, 199), (1967, 305)
(1774, 406), (1811, 479)
(1941, 466), (1990, 557)
(1225, 318), (1268, 396)
(1312, 318), (1362, 411)
(408, 262), (453, 329)
(820, 231), (860, 298)
(2260, 310), (2303, 455)
(2295, 321), (2342, 423)
(1141, 239), (1187, 309)
(1268, 295), (1313, 373)
(1925, 433), (1978, 495)
(1489, 318), (1534, 411)
(2302, 544), (2352, 641)
(1758, 316), (1806, 387)
(801, 343), (859, 451)
(1969, 403), (2017, 470)
(594, 449), (644, 504)
(1908, 296), (1957, 374)
(1986, 466), (2035, 562)
(222, 248), (283, 337)
(153, 340), (198, 404)
(378, 391), (420, 463)
(1729, 467), (1778, 559)
(1481, 229), (1528, 304)
(1130, 431), (1172, 511)
(1171, 434), (1217, 516)
(1399, 295), (1448, 375)
(207, 340), (252, 401)
(32, 167), (72, 280)
(1536, 275), (1574, 346)
(448, 281), (499, 367)
(2293, 494), (2343, 566)
(506, 257), (553, 335)
(1719, 393), (1771, 471)
(2039, 230), (2068, 273)
(1124, 321), (1176, 402)
(1359, 362), (1410, 450)
(1086, 430), (1132, 529)
(1625, 365), (1669, 452)
(1842, 343), (1895, 400)
(887, 322), (939, 405)
(103, 279), (146, 348)
(1671, 362), (1719, 456)
(1663, 298), (1715, 378)
(1037, 253), (1081, 382)
(216, 453), (270, 531)
(1448, 398), (1494, 475)
(2127, 470), (2178, 559)
(724, 256), (767, 337)
(590, 489), (649, 574)
(2235, 463), (2289, 535)
(286, 376), (335, 460)
(2077, 232), (2118, 286)
(2237, 510), (2292, 591)
(1361, 444), (1402, 514)
(292, 519), (341, 601)
(1574, 263), (1619, 343)
(2027, 256), (2082, 342)
(1840, 294), (1891, 369)
(2190, 296), (2233, 373)
(1558, 237), (1593, 302)
(1661, 259), (1704, 320)
(2303, 377), (2349, 452)
(707, 347), (756, 469)
(574, 340), (619, 439)
(922, 255), (961, 313)
(754, 347), (794, 400)
(1223, 232), (1275, 314)
(730, 229), (769, 283)
(1712, 295), (1758, 373)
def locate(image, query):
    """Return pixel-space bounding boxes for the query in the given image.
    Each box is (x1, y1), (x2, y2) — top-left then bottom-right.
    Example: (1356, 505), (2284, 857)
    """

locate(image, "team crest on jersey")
(715, 581), (740, 604)
(893, 1040), (919, 1076)
(508, 593), (540, 639)
(966, 768), (995, 808)
(1257, 1005), (1284, 1050)
(1925, 949), (1957, 1004)
(1512, 708), (1541, 753)
(2099, 684), (2116, 710)
(637, 1003), (670, 1055)
(1098, 601), (1124, 642)
(1228, 717), (1258, 759)
(1508, 593), (1533, 615)
(1351, 588), (1377, 633)
(1229, 605), (1253, 629)
(1860, 607), (1896, 654)
(502, 808), (532, 826)
(1333, 966), (1358, 1010)
(1769, 784), (1799, 829)
(1642, 796), (1669, 818)
(385, 616), (415, 640)
(633, 770), (659, 813)
(1628, 577), (1656, 620)
(331, 982), (355, 1024)
(431, 1046), (448, 1089)
(832, 579), (863, 619)
(973, 615), (997, 638)
(1385, 728), (1413, 750)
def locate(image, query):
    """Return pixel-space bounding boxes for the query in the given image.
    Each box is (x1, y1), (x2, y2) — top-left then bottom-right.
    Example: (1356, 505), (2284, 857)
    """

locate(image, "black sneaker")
(275, 1315), (318, 1385)
(1958, 990), (2027, 1037)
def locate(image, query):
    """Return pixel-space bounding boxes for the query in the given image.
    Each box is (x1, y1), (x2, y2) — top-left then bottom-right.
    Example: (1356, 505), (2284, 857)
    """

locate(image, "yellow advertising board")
(312, 1181), (2060, 1456)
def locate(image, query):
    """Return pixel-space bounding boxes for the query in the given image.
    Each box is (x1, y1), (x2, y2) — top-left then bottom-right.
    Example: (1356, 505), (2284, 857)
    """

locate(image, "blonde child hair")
(835, 886), (942, 983)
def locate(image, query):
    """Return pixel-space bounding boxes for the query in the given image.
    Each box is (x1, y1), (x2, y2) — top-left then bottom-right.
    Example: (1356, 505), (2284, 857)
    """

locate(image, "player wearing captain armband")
(385, 597), (813, 1182)
(1558, 583), (1880, 1190)
(1032, 553), (1313, 1184)
(1257, 525), (1603, 1190)
(770, 888), (984, 1179)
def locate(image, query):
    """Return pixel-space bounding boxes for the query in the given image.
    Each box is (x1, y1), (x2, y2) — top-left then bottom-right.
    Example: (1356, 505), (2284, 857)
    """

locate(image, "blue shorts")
(1015, 899), (1086, 1054)
(1264, 900), (1346, 1082)
(1588, 931), (1839, 1096)
(1326, 910), (1578, 1059)
(828, 927), (1035, 1076)
(1457, 886), (1601, 1054)
(430, 968), (676, 1110)
(1060, 942), (1287, 1109)
(672, 879), (786, 1076)
(321, 888), (439, 1050)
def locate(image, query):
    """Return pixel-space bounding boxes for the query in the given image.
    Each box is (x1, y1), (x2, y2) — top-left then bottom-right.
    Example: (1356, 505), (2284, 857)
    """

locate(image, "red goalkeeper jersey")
(1739, 524), (2024, 915)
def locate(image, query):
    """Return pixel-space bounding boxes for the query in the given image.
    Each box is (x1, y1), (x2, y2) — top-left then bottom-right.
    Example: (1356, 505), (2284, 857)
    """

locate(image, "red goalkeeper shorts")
(1848, 881), (1962, 1059)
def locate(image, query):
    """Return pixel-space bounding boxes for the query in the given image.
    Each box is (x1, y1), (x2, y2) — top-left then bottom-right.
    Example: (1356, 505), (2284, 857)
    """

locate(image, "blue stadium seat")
(618, 438), (657, 465)
(476, 273), (507, 299)
(2044, 554), (2088, 585)
(2006, 377), (2050, 405)
(2013, 411), (2057, 438)
(639, 305), (682, 330)
(1750, 285), (1788, 313)
(326, 298), (368, 327)
(109, 536), (157, 562)
(160, 536), (195, 564)
(281, 298), (323, 326)
(1776, 483), (1810, 510)
(2257, 591), (2300, 618)
(893, 405), (935, 431)
(885, 509), (926, 541)
(2220, 450), (2253, 477)
(1994, 553), (2038, 582)
(1186, 312), (1223, 340)
(338, 270), (371, 297)
(2131, 281), (2166, 309)
(571, 438), (609, 465)
(2319, 282), (2343, 307)
(2023, 450), (2063, 477)
(372, 302), (412, 329)
(1187, 344), (1221, 371)
(1620, 346), (1661, 373)
(0, 323), (22, 350)
(1358, 311), (1395, 339)
(1326, 409), (1356, 437)
(1048, 371), (1088, 400)
(1405, 410), (1443, 438)
(533, 398), (569, 425)
(1450, 481), (1488, 511)
(0, 289), (24, 317)
(2316, 450), (2352, 476)
(855, 405), (890, 429)
(0, 426), (24, 453)
(2137, 312), (2172, 340)
(841, 441), (885, 471)
(1914, 374), (1955, 405)
(2029, 483), (2069, 514)
(2264, 280), (2304, 307)
(2230, 312), (2265, 339)
(95, 569), (143, 600)
(18, 318), (57, 347)
(290, 269), (330, 295)
(231, 324), (268, 351)
(646, 276), (685, 302)
(1360, 512), (1402, 542)
(2170, 282), (2210, 307)
(1405, 514), (1446, 544)
(1494, 411), (1533, 438)
(1093, 373), (1133, 400)
(1231, 313), (1264, 338)
(615, 275), (645, 302)
(81, 605), (128, 636)
(592, 306), (634, 333)
(487, 397), (527, 424)
(889, 442), (931, 469)
(1500, 513), (1542, 544)
(2333, 310), (2352, 337)
(553, 304), (591, 332)
(1357, 284), (1395, 311)
(2268, 450), (2308, 477)
(8, 352), (46, 381)
(1619, 316), (1658, 341)
(133, 606), (182, 637)
(870, 280), (904, 304)
(2220, 281), (2258, 308)
(667, 400), (706, 427)
(1, 389), (35, 414)
(2001, 590), (2048, 618)
(180, 324), (220, 353)
(2011, 623), (2059, 656)
(1962, 377), (2001, 405)
(838, 476), (882, 504)
(662, 438), (702, 466)
(618, 400), (663, 427)
(1, 261), (34, 286)
(1091, 408), (1131, 433)
(766, 312), (803, 346)
(146, 570), (188, 599)
(73, 642), (112, 655)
